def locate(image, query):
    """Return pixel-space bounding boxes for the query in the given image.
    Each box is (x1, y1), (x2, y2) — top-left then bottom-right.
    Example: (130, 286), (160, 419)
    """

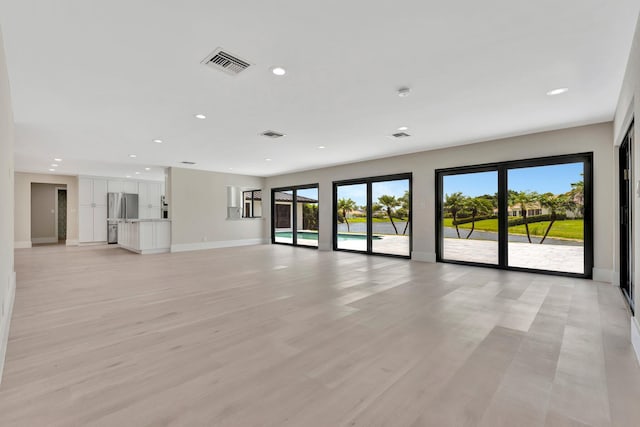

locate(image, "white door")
(93, 206), (108, 241)
(79, 178), (93, 206)
(93, 179), (108, 206)
(79, 205), (94, 242)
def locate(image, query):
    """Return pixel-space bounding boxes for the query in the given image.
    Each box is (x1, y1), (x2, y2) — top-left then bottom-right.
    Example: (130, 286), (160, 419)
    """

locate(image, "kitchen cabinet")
(138, 182), (163, 219)
(79, 177), (108, 242)
(107, 180), (124, 193)
(124, 181), (138, 194)
(117, 219), (171, 254)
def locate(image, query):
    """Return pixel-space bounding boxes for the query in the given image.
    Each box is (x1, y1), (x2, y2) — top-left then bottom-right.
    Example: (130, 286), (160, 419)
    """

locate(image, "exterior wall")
(264, 122), (614, 279)
(14, 173), (79, 247)
(168, 167), (266, 251)
(0, 24), (15, 383)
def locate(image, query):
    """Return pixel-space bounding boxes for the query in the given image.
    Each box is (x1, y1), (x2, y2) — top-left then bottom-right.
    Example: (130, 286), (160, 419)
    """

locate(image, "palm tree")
(509, 191), (537, 243)
(538, 193), (574, 244)
(444, 192), (466, 238)
(463, 197), (493, 239)
(377, 195), (400, 234)
(337, 198), (357, 232)
(569, 175), (584, 217)
(399, 190), (410, 235)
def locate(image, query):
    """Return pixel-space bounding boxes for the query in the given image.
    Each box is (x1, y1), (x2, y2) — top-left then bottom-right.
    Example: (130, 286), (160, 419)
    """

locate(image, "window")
(436, 153), (592, 278)
(334, 173), (411, 258)
(242, 190), (262, 218)
(271, 185), (319, 247)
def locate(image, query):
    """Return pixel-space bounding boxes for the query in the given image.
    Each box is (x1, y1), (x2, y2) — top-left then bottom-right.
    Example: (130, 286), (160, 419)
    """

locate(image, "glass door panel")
(296, 187), (319, 247)
(507, 163), (584, 274)
(273, 189), (294, 244)
(371, 179), (410, 256)
(336, 183), (367, 251)
(441, 171), (499, 265)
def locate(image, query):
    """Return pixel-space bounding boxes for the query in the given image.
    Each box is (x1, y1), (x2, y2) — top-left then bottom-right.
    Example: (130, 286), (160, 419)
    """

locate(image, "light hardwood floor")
(1, 244), (639, 426)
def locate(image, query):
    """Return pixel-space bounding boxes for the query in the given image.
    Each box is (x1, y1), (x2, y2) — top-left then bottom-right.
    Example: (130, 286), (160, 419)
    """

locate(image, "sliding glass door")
(436, 154), (592, 278)
(334, 173), (412, 258)
(271, 185), (319, 247)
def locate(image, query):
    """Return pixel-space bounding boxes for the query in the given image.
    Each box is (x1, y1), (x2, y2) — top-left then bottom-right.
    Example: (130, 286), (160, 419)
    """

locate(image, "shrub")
(453, 215), (497, 225)
(507, 213), (567, 226)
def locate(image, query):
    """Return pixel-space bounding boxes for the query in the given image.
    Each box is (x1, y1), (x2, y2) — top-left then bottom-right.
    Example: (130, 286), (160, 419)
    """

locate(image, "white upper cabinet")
(93, 179), (107, 206)
(79, 177), (107, 206)
(78, 177), (108, 242)
(124, 181), (138, 194)
(138, 182), (162, 218)
(108, 180), (124, 193)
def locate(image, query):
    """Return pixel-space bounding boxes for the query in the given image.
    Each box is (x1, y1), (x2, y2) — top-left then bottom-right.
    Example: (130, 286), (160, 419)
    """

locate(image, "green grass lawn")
(443, 218), (583, 240)
(342, 217), (408, 223)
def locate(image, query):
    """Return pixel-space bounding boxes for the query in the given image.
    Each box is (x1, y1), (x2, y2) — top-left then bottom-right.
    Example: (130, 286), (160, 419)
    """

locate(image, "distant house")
(244, 190), (318, 230)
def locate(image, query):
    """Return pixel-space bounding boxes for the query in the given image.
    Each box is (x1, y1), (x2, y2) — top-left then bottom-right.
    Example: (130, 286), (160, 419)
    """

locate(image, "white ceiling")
(1, 1), (639, 180)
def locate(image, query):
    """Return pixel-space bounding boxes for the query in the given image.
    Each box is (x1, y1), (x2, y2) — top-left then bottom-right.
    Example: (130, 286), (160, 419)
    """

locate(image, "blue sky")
(443, 163), (583, 197)
(337, 179), (409, 206)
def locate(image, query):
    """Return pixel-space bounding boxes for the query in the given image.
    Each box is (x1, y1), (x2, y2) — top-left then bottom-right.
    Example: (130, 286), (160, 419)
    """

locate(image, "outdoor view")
(273, 187), (319, 247)
(296, 187), (319, 247)
(441, 162), (585, 274)
(336, 178), (410, 256)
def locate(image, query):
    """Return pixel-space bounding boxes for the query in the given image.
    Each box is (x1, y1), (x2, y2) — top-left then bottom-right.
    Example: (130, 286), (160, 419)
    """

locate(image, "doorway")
(57, 188), (67, 243)
(271, 185), (319, 248)
(620, 121), (634, 312)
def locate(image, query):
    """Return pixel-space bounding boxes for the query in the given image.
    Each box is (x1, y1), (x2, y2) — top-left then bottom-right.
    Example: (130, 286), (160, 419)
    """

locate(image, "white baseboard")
(14, 241), (31, 249)
(631, 317), (640, 367)
(171, 238), (268, 253)
(592, 268), (614, 283)
(0, 271), (16, 385)
(31, 237), (58, 244)
(411, 251), (436, 262)
(65, 239), (79, 246)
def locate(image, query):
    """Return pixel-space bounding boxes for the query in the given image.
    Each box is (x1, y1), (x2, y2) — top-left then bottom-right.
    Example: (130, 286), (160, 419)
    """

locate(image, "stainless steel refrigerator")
(107, 192), (139, 244)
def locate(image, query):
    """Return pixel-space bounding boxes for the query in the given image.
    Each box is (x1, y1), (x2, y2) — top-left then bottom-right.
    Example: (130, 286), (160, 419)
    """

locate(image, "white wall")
(30, 183), (63, 243)
(0, 25), (15, 384)
(613, 12), (640, 361)
(168, 167), (266, 252)
(14, 173), (79, 247)
(265, 123), (614, 277)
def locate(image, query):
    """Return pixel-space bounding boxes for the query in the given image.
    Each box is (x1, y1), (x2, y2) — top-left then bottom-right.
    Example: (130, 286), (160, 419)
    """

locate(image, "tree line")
(337, 190), (410, 235)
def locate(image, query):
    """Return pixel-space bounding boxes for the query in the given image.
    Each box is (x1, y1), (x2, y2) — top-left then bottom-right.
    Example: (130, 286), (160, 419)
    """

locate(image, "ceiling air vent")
(201, 48), (251, 75)
(261, 130), (286, 139)
(180, 161), (196, 165)
(391, 132), (411, 138)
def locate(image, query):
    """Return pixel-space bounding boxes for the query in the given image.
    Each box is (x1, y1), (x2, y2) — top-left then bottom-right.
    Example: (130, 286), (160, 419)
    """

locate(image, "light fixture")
(54, 158), (62, 162)
(129, 154), (137, 158)
(145, 167), (151, 171)
(153, 139), (163, 144)
(135, 172), (141, 175)
(48, 169), (55, 172)
(51, 164), (58, 167)
(397, 126), (409, 131)
(546, 87), (568, 96)
(265, 158), (272, 162)
(194, 114), (207, 119)
(271, 66), (287, 76)
(318, 146), (325, 149)
(397, 87), (411, 97)
(126, 175), (131, 178)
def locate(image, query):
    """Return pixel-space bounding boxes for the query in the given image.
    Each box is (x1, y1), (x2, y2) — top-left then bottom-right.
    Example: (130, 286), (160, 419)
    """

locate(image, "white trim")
(171, 238), (268, 253)
(31, 237), (58, 244)
(14, 241), (32, 249)
(118, 245), (170, 255)
(631, 317), (640, 367)
(65, 239), (79, 246)
(0, 271), (16, 384)
(592, 268), (614, 283)
(412, 251), (436, 262)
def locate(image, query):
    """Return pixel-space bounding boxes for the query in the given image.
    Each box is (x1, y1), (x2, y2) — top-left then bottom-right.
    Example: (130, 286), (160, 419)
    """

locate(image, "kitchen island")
(117, 219), (171, 254)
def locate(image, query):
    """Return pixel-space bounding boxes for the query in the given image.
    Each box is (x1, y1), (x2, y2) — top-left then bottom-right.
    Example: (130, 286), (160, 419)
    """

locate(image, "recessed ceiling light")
(265, 158), (272, 162)
(51, 164), (58, 167)
(129, 154), (137, 158)
(318, 146), (325, 149)
(53, 158), (62, 162)
(228, 167), (233, 170)
(397, 126), (409, 131)
(145, 167), (150, 171)
(194, 114), (206, 119)
(397, 87), (411, 97)
(546, 87), (568, 96)
(153, 139), (163, 144)
(271, 67), (287, 76)
(126, 175), (131, 178)
(48, 169), (55, 172)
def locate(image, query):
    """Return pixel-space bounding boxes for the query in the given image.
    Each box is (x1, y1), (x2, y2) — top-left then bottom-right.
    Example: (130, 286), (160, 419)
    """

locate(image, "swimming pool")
(275, 231), (382, 241)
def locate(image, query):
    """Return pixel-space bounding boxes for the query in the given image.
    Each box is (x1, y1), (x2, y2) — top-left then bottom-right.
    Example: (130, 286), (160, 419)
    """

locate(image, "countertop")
(108, 218), (172, 223)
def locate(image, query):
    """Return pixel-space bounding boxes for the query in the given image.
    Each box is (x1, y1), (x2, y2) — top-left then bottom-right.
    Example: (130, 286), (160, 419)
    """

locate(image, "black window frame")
(271, 184), (319, 249)
(435, 152), (593, 279)
(242, 189), (261, 218)
(333, 172), (413, 259)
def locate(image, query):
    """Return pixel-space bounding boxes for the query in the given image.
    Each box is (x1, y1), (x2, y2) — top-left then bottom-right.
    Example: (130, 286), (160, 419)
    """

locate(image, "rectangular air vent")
(261, 130), (286, 139)
(391, 132), (411, 138)
(201, 48), (251, 75)
(180, 161), (196, 165)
